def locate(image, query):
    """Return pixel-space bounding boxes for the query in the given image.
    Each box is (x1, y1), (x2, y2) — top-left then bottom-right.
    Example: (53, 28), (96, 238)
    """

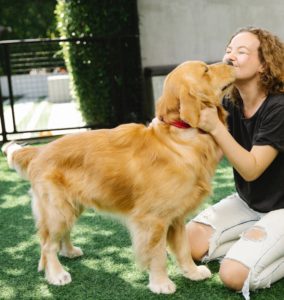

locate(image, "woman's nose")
(223, 53), (236, 65)
(226, 52), (236, 61)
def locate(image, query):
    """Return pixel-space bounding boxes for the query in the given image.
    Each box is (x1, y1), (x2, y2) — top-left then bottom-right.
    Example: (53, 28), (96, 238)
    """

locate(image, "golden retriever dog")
(3, 61), (235, 294)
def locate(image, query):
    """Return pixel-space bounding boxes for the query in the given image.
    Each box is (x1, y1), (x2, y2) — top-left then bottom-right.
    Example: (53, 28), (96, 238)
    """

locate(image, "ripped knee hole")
(242, 226), (267, 241)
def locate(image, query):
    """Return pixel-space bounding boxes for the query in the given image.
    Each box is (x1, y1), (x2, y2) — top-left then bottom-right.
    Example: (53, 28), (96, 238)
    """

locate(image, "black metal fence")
(143, 61), (216, 118)
(0, 36), (142, 143)
(143, 64), (178, 118)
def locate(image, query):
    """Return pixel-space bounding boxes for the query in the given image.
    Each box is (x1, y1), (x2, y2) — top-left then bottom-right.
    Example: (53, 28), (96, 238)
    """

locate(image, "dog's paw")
(60, 246), (83, 258)
(148, 278), (176, 294)
(46, 270), (72, 285)
(184, 265), (212, 281)
(38, 257), (44, 272)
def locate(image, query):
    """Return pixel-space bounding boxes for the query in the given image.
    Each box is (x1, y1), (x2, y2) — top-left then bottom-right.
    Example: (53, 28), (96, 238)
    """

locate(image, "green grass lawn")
(0, 152), (283, 300)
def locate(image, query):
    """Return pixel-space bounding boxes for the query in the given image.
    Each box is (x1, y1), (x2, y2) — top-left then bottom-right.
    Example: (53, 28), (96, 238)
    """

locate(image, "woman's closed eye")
(238, 50), (249, 55)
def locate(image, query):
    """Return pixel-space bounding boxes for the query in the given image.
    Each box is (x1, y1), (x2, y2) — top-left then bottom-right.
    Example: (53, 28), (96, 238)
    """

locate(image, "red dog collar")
(168, 120), (191, 129)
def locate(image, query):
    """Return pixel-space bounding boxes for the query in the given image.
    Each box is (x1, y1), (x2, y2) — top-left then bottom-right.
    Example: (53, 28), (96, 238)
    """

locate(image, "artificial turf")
(0, 152), (283, 299)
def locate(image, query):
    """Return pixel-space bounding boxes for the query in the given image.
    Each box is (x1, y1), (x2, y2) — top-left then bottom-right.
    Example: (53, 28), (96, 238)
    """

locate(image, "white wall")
(0, 74), (49, 98)
(1, 74), (72, 102)
(138, 0), (284, 67)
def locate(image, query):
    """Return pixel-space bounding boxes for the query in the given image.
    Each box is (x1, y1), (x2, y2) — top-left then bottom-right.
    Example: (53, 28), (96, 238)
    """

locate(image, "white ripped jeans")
(191, 193), (284, 300)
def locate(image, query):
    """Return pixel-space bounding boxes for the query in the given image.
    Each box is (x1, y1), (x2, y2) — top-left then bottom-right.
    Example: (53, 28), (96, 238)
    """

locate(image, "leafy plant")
(55, 0), (143, 126)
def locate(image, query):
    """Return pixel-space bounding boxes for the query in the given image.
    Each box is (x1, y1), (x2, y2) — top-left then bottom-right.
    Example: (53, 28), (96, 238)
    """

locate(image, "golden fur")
(7, 61), (235, 294)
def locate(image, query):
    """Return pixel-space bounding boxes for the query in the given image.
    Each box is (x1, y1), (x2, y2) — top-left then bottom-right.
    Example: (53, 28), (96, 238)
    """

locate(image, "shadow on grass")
(0, 202), (253, 300)
(0, 206), (243, 300)
(1, 156), (283, 299)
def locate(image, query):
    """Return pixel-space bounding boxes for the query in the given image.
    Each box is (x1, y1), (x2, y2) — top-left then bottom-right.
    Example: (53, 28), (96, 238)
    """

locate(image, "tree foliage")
(0, 0), (57, 39)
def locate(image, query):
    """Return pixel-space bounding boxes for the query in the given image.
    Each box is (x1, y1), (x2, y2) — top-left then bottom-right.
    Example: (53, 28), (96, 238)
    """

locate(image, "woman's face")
(223, 32), (264, 82)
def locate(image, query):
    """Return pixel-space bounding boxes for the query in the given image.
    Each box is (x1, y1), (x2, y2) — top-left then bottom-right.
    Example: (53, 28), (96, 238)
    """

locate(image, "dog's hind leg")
(130, 217), (176, 294)
(59, 230), (84, 258)
(59, 203), (84, 259)
(37, 227), (48, 272)
(33, 189), (77, 285)
(43, 232), (72, 285)
(167, 218), (211, 281)
(31, 189), (49, 273)
(36, 219), (72, 285)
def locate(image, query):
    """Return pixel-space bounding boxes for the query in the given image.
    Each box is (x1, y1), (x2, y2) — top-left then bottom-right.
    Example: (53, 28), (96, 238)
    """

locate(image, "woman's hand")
(198, 107), (221, 134)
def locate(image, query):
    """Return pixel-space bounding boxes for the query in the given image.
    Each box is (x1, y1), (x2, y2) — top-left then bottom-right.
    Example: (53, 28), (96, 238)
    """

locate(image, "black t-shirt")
(223, 93), (284, 212)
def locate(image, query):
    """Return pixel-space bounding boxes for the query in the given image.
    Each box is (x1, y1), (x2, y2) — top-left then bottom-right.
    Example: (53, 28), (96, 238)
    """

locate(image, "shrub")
(55, 0), (143, 126)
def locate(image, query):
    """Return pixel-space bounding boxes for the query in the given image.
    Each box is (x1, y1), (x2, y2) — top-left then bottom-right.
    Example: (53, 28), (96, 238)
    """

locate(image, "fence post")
(0, 83), (7, 143)
(116, 36), (126, 124)
(3, 44), (17, 133)
(143, 67), (155, 120)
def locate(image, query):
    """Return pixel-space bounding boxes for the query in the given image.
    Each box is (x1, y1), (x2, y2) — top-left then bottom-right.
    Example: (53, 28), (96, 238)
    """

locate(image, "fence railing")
(2, 39), (216, 145)
(0, 36), (142, 143)
(143, 61), (216, 118)
(143, 64), (178, 117)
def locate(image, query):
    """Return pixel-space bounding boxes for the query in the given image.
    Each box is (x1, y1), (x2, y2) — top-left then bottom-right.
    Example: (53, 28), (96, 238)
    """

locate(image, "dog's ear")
(155, 94), (179, 122)
(179, 86), (201, 128)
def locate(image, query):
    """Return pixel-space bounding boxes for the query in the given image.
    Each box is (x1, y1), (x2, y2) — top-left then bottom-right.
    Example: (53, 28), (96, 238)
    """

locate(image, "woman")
(186, 26), (284, 300)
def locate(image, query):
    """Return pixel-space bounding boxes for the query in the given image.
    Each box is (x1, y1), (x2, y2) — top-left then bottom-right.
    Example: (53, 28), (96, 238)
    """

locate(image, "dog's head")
(155, 61), (235, 128)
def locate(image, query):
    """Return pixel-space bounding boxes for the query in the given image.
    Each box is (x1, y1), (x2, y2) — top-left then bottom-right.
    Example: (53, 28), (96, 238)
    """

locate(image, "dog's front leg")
(130, 218), (176, 294)
(167, 219), (212, 280)
(148, 244), (176, 294)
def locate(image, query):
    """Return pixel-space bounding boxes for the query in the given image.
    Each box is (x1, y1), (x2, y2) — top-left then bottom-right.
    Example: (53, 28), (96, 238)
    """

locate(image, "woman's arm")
(198, 107), (278, 181)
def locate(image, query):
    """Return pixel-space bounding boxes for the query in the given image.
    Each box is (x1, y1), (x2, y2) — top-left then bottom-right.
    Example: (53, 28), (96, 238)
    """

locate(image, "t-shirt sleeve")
(254, 104), (284, 152)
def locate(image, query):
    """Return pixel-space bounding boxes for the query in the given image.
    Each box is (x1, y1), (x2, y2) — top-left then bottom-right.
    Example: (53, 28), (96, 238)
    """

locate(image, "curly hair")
(227, 26), (284, 100)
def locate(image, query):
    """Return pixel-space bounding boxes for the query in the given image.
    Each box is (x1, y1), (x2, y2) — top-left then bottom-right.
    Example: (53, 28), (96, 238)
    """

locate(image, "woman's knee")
(186, 221), (213, 261)
(219, 258), (249, 291)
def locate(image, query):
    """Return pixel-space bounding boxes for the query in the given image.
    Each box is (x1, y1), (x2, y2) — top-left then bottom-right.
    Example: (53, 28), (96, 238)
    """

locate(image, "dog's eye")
(204, 66), (209, 73)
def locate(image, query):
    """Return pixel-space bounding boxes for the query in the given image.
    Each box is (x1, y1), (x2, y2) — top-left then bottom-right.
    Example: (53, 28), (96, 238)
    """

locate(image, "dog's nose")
(225, 59), (234, 66)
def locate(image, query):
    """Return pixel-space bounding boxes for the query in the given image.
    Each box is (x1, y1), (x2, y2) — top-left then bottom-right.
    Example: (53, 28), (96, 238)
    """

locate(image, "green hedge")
(55, 0), (144, 126)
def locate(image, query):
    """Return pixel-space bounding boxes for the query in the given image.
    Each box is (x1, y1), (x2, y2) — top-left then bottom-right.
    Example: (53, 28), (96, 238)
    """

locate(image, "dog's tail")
(1, 142), (40, 179)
